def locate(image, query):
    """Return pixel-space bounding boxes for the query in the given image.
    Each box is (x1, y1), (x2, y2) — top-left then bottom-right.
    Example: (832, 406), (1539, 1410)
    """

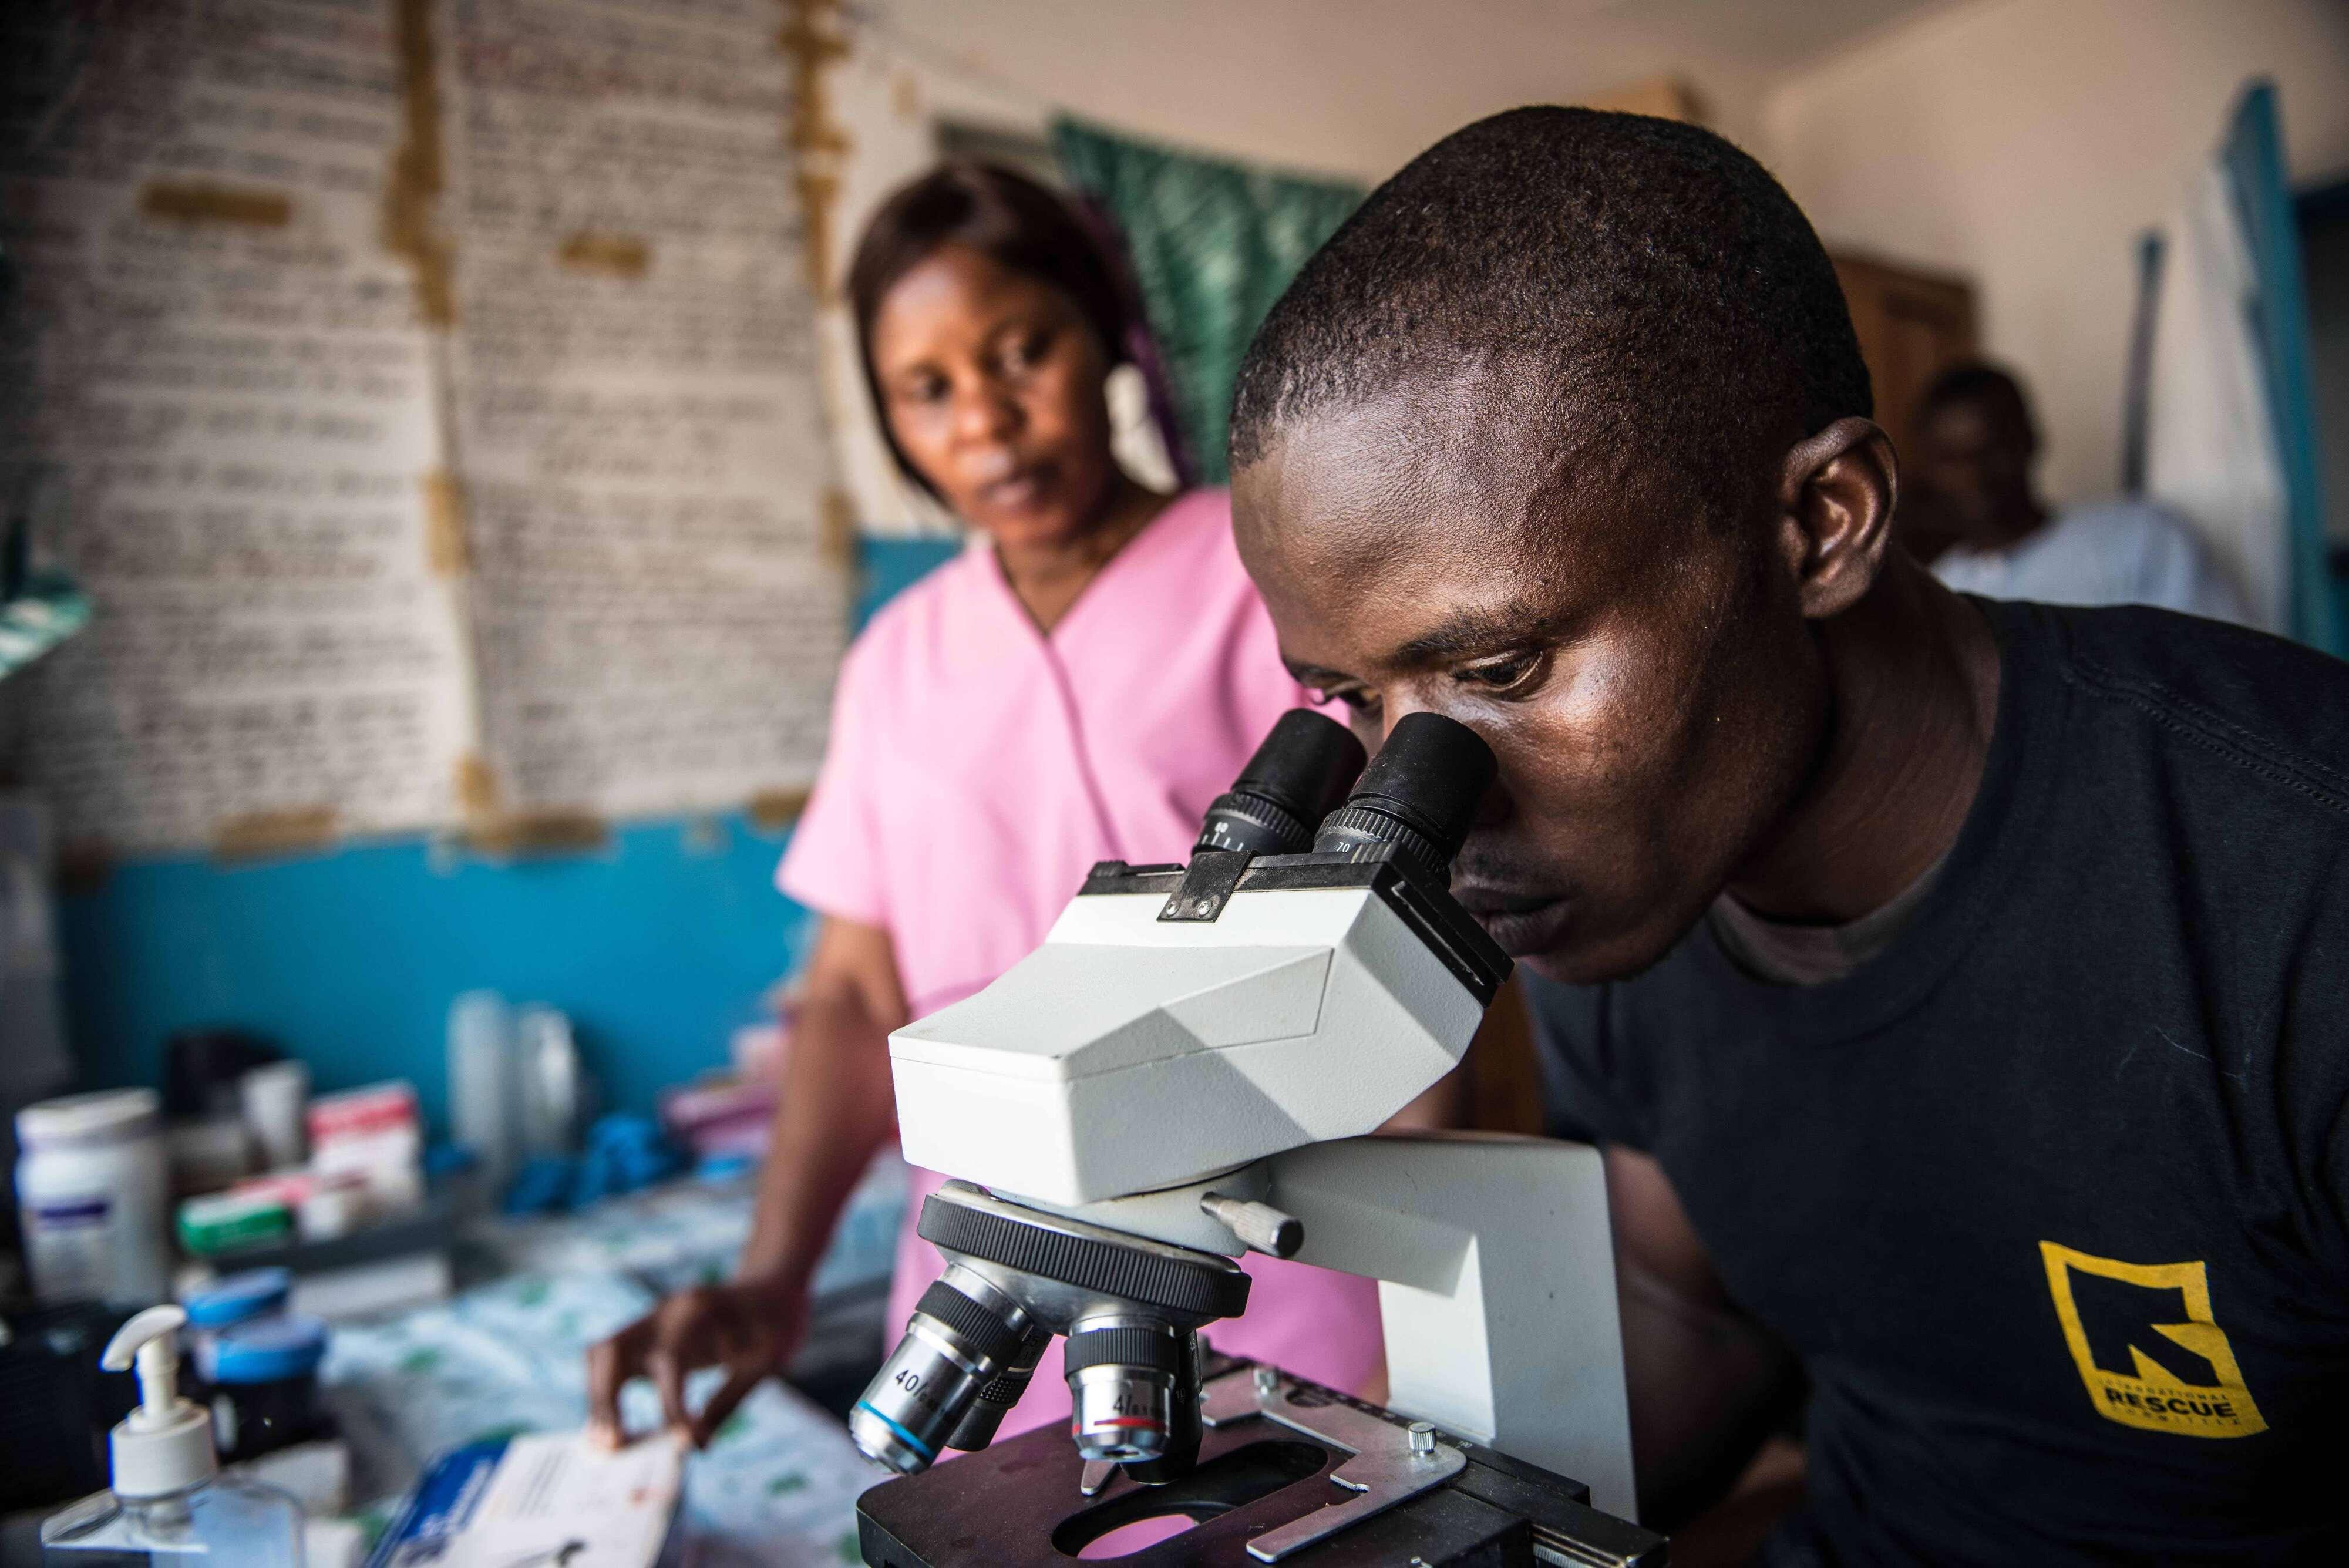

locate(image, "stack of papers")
(368, 1432), (685, 1568)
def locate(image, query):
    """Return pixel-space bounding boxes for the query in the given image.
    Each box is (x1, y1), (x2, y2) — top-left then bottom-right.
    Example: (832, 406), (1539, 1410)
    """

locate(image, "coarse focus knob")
(1313, 712), (1496, 880)
(1200, 1193), (1304, 1259)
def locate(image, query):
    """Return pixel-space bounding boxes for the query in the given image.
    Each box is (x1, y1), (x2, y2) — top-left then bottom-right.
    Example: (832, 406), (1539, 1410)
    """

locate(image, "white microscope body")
(862, 711), (1637, 1526)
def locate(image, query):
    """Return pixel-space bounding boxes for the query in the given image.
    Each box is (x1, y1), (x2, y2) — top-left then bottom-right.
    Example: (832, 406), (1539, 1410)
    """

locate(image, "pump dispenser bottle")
(41, 1305), (306, 1565)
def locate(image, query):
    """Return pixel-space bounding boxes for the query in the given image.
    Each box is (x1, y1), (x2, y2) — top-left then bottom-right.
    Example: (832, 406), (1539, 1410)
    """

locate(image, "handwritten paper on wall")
(442, 0), (844, 828)
(1, 0), (473, 857)
(0, 0), (847, 858)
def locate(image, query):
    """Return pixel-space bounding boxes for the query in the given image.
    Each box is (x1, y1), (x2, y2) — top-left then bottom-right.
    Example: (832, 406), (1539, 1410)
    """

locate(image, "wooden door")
(1463, 975), (1546, 1135)
(1833, 253), (1979, 473)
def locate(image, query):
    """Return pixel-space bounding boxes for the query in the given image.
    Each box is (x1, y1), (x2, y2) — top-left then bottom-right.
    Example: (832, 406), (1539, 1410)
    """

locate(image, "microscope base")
(853, 1357), (1665, 1567)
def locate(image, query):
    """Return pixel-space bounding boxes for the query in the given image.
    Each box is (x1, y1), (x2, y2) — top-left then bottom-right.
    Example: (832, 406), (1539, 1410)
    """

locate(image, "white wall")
(1764, 0), (2349, 508)
(815, 0), (1795, 532)
(816, 0), (2349, 533)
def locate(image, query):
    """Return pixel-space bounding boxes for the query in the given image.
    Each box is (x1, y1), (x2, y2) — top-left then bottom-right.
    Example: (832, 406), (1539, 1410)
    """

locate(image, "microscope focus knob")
(1200, 1192), (1304, 1259)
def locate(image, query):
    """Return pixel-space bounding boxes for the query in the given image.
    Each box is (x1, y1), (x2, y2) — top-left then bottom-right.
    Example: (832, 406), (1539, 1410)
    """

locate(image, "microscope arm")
(1265, 1131), (1638, 1523)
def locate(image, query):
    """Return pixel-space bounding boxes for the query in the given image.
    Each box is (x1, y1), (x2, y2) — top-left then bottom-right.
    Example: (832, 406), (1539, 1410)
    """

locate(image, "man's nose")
(1468, 770), (1512, 830)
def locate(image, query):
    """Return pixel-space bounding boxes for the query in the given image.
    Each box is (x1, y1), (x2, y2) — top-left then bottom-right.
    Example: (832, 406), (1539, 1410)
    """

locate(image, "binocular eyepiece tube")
(1193, 708), (1369, 856)
(1196, 706), (1495, 879)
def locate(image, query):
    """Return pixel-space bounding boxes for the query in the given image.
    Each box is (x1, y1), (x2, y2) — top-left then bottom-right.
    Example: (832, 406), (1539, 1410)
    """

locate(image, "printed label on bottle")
(26, 1196), (112, 1301)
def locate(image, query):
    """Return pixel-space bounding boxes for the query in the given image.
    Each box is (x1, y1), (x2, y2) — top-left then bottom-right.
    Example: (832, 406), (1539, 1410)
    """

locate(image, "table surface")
(321, 1156), (908, 1566)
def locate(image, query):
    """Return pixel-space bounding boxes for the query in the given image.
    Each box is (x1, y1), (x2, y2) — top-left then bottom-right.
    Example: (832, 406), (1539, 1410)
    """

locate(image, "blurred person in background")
(1904, 362), (2250, 623)
(585, 163), (1436, 1449)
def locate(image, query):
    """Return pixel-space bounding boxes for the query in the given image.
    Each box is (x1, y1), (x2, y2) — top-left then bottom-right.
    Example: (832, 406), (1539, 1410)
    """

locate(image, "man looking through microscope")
(1226, 108), (2349, 1565)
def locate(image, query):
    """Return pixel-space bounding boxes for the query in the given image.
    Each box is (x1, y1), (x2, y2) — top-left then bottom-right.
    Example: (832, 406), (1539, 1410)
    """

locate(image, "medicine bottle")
(16, 1089), (171, 1307)
(206, 1314), (334, 1463)
(179, 1266), (291, 1381)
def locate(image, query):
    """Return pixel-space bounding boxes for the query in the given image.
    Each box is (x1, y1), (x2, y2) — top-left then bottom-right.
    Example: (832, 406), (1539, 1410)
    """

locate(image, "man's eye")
(1456, 651), (1546, 695)
(1315, 687), (1380, 716)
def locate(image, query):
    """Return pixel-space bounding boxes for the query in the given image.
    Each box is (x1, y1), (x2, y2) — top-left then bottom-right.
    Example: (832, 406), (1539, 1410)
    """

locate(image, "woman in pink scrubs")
(590, 164), (1431, 1449)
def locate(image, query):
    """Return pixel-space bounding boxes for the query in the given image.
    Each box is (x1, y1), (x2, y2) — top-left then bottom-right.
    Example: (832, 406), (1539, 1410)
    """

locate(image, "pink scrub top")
(779, 489), (1384, 1433)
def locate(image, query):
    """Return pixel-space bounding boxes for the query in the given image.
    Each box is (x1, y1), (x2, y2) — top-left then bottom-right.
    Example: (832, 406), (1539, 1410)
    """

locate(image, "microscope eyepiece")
(1311, 712), (1496, 881)
(1194, 709), (1368, 857)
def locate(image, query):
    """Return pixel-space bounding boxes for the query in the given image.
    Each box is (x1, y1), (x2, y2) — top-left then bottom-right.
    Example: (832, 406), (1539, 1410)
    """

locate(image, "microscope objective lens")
(849, 1274), (1030, 1475)
(1062, 1321), (1186, 1464)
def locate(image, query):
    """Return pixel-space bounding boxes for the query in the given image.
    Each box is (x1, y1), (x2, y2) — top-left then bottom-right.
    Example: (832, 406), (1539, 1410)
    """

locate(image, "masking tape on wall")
(557, 231), (653, 279)
(386, 0), (456, 326)
(745, 788), (812, 832)
(137, 181), (294, 228)
(466, 810), (611, 858)
(453, 753), (501, 819)
(819, 487), (857, 569)
(213, 806), (340, 862)
(422, 470), (471, 575)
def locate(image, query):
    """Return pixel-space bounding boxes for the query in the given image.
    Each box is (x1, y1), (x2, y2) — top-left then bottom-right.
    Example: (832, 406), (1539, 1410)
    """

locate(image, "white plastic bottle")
(41, 1305), (307, 1566)
(16, 1089), (171, 1307)
(515, 1004), (581, 1158)
(446, 990), (520, 1194)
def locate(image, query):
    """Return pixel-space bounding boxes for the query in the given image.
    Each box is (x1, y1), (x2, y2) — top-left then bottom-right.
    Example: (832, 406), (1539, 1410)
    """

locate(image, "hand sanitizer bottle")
(40, 1305), (305, 1566)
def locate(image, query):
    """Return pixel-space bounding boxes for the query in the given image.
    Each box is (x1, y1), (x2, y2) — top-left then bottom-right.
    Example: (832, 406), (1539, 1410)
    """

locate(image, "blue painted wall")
(59, 535), (963, 1136)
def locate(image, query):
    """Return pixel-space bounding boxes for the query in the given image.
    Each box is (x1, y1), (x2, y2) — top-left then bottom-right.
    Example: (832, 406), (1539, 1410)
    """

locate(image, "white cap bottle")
(16, 1089), (171, 1307)
(39, 1306), (306, 1566)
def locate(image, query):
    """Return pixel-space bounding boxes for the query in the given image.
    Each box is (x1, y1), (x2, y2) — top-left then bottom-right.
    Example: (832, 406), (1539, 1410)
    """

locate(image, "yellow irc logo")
(2040, 1242), (2266, 1438)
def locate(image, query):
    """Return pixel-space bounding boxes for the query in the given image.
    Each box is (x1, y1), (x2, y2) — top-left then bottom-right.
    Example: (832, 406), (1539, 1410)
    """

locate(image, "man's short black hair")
(1915, 361), (2035, 436)
(1230, 107), (1872, 526)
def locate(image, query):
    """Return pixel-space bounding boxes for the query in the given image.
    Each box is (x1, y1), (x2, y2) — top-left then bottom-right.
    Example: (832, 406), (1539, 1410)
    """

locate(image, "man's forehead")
(1234, 384), (1654, 651)
(1239, 482), (1616, 684)
(1244, 389), (1567, 574)
(1246, 366), (1570, 502)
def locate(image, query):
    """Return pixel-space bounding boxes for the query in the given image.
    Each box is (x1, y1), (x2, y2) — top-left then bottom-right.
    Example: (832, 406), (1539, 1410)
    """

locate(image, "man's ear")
(1774, 417), (1897, 620)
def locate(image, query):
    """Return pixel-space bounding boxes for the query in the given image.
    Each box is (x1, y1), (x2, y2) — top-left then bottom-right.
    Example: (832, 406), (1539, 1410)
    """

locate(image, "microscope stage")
(853, 1358), (1663, 1567)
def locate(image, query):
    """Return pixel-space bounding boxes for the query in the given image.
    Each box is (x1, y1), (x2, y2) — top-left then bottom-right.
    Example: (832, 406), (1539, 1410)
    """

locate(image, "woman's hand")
(585, 1271), (808, 1449)
(584, 916), (907, 1453)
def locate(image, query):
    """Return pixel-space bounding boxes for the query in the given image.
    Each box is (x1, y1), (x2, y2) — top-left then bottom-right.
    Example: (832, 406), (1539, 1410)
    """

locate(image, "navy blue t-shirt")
(1528, 600), (2349, 1565)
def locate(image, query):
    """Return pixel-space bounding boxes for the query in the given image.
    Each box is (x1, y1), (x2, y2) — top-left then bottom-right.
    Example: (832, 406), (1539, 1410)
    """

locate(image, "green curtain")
(1053, 116), (1362, 484)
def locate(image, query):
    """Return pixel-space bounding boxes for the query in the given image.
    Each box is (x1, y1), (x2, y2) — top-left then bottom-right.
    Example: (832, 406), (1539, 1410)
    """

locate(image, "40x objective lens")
(944, 1324), (1050, 1452)
(850, 1274), (1029, 1473)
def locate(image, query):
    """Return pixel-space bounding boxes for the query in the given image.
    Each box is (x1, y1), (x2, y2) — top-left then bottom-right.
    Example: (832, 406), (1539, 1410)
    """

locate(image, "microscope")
(849, 710), (1660, 1566)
